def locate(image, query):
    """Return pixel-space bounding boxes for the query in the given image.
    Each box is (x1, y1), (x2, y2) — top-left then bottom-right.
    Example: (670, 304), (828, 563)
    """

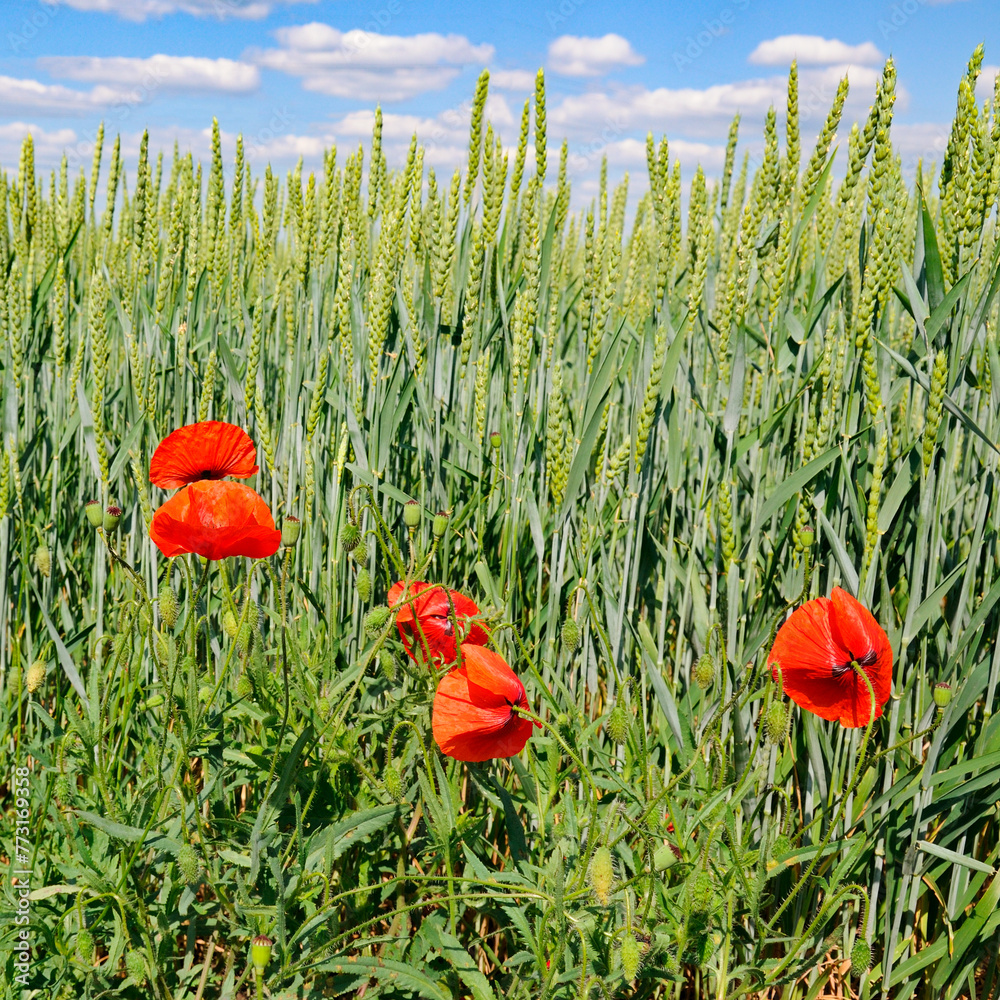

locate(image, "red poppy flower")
(149, 421), (259, 489)
(387, 581), (489, 666)
(150, 480), (281, 561)
(432, 644), (538, 761)
(768, 586), (892, 728)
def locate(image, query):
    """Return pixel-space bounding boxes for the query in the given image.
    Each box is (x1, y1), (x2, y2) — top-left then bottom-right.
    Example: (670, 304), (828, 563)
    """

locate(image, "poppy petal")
(150, 421), (259, 488)
(150, 481), (280, 561)
(388, 581), (489, 665)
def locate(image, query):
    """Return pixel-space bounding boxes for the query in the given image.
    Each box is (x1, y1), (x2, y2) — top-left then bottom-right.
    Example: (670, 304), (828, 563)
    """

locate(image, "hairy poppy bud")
(198, 685), (214, 704)
(317, 695), (331, 716)
(588, 846), (615, 905)
(693, 653), (715, 690)
(850, 938), (872, 974)
(76, 927), (94, 964)
(403, 499), (421, 528)
(26, 659), (46, 693)
(55, 773), (72, 802)
(246, 601), (260, 631)
(379, 649), (397, 682)
(125, 949), (147, 985)
(177, 844), (202, 884)
(607, 705), (629, 745)
(561, 617), (581, 652)
(103, 505), (123, 532)
(281, 515), (301, 547)
(34, 544), (51, 578)
(138, 604), (153, 637)
(489, 430), (501, 450)
(251, 935), (273, 975)
(236, 673), (253, 699)
(364, 605), (391, 636)
(222, 608), (238, 638)
(236, 621), (253, 656)
(340, 521), (361, 552)
(933, 682), (951, 708)
(620, 933), (641, 982)
(689, 870), (713, 915)
(85, 500), (103, 527)
(159, 587), (180, 629)
(432, 511), (449, 538)
(356, 566), (372, 603)
(154, 632), (176, 669)
(765, 702), (788, 745)
(383, 765), (403, 801)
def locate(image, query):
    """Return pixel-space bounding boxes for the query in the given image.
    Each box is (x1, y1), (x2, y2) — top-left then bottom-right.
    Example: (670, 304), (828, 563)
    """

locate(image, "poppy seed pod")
(796, 524), (815, 548)
(432, 511), (449, 538)
(933, 682), (952, 708)
(85, 500), (103, 528)
(103, 505), (123, 532)
(251, 935), (273, 975)
(607, 705), (629, 745)
(34, 544), (51, 578)
(850, 939), (872, 974)
(340, 521), (362, 552)
(588, 846), (615, 905)
(403, 499), (421, 528)
(281, 515), (301, 547)
(489, 430), (501, 450)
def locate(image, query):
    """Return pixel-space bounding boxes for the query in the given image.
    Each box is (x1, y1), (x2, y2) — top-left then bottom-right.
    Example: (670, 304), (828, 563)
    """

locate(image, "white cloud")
(977, 66), (999, 102)
(251, 24), (494, 101)
(0, 121), (80, 166)
(748, 35), (883, 67)
(47, 0), (316, 21)
(490, 69), (537, 92)
(0, 75), (137, 117)
(548, 34), (645, 77)
(39, 55), (260, 94)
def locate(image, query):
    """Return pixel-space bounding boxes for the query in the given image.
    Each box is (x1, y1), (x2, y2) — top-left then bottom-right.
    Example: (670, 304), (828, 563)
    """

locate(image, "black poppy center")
(832, 648), (878, 678)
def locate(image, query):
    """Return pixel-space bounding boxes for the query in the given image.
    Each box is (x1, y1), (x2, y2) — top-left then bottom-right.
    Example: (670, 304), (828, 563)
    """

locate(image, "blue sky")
(0, 0), (997, 205)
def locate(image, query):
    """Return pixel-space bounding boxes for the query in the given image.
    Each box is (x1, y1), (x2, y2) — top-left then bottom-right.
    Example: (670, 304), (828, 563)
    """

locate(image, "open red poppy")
(432, 644), (538, 761)
(768, 586), (892, 728)
(387, 581), (489, 666)
(149, 421), (259, 489)
(150, 480), (281, 561)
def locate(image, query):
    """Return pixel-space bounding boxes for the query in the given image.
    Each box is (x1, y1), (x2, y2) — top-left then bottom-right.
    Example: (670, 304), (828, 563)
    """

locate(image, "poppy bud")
(693, 653), (715, 690)
(251, 935), (273, 975)
(198, 684), (214, 704)
(689, 870), (714, 915)
(607, 705), (629, 745)
(34, 544), (51, 578)
(620, 933), (641, 982)
(340, 521), (362, 552)
(765, 702), (788, 745)
(403, 499), (421, 528)
(222, 608), (238, 639)
(379, 648), (397, 682)
(383, 765), (403, 801)
(26, 659), (46, 694)
(588, 846), (615, 904)
(246, 600), (260, 631)
(76, 927), (94, 964)
(159, 587), (180, 629)
(356, 566), (372, 603)
(125, 949), (147, 986)
(933, 682), (951, 708)
(432, 511), (449, 538)
(489, 430), (501, 450)
(653, 843), (677, 871)
(236, 673), (253, 699)
(103, 505), (123, 532)
(236, 621), (253, 655)
(85, 500), (103, 528)
(138, 604), (153, 637)
(55, 773), (72, 802)
(364, 605), (391, 636)
(154, 632), (176, 669)
(561, 617), (581, 652)
(177, 844), (202, 884)
(850, 938), (872, 974)
(317, 695), (331, 716)
(281, 515), (301, 547)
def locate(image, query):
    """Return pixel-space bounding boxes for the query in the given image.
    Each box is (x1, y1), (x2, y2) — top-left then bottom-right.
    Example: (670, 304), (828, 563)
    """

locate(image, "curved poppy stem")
(510, 705), (599, 806)
(765, 665), (878, 933)
(349, 483), (406, 578)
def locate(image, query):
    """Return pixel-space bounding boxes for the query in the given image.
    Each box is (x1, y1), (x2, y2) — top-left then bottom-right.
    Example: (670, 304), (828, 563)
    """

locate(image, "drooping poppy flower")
(432, 644), (538, 761)
(150, 480), (281, 561)
(768, 586), (892, 728)
(387, 581), (489, 666)
(149, 421), (259, 489)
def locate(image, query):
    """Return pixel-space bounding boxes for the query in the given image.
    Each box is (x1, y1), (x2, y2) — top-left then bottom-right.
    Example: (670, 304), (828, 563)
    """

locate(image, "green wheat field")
(3, 42), (1000, 1000)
